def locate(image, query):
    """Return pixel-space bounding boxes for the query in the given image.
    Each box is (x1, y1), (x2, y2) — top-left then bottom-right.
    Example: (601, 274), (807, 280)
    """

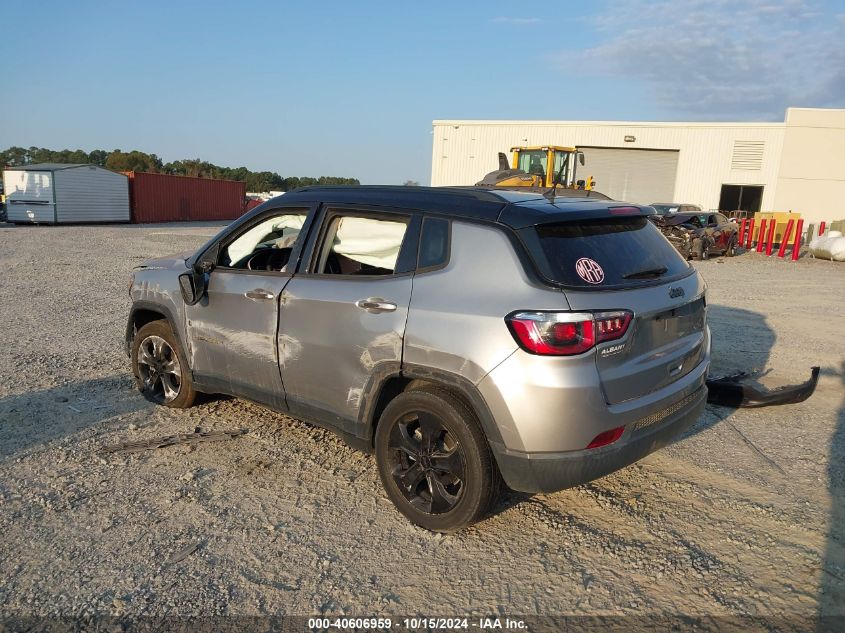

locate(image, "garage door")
(579, 147), (679, 204)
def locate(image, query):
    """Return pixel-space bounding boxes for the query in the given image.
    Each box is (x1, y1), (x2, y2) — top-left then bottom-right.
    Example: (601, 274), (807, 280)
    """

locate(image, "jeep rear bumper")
(490, 385), (707, 493)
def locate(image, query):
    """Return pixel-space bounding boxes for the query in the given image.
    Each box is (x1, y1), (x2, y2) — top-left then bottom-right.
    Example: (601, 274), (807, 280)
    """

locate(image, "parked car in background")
(649, 203), (702, 217)
(126, 186), (709, 531)
(651, 211), (739, 260)
(724, 209), (754, 223)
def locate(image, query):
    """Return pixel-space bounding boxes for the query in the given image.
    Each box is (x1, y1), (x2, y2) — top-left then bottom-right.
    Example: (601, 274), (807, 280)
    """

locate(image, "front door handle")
(244, 289), (275, 301)
(355, 298), (397, 313)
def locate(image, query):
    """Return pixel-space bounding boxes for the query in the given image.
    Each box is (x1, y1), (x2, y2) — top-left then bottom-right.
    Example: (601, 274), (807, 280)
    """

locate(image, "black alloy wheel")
(374, 389), (501, 532)
(387, 411), (466, 514)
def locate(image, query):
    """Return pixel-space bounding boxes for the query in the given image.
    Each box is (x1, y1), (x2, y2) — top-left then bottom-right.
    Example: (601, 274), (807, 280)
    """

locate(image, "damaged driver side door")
(185, 206), (315, 409)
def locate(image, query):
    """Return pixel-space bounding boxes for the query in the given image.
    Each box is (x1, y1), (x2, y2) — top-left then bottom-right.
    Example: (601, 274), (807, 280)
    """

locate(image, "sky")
(1, 0), (843, 185)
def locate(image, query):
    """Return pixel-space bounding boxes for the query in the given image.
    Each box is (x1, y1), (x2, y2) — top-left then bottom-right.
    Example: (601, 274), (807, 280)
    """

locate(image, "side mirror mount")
(194, 242), (219, 275)
(182, 243), (218, 305)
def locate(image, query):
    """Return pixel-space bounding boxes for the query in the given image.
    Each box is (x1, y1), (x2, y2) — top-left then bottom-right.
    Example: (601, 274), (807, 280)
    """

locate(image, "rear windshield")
(528, 217), (691, 288)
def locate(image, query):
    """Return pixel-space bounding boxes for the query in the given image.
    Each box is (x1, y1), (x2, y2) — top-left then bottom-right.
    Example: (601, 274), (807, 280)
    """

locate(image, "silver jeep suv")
(126, 186), (709, 531)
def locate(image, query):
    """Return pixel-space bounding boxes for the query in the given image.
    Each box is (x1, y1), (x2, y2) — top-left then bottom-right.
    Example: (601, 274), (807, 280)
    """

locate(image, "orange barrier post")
(792, 219), (804, 261)
(745, 219), (755, 250)
(756, 219), (767, 253)
(819, 221), (826, 236)
(777, 219), (794, 258)
(765, 220), (777, 256)
(738, 219), (747, 246)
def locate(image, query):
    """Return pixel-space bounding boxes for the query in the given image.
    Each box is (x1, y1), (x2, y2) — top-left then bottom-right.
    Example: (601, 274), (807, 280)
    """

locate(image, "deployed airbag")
(332, 216), (407, 269)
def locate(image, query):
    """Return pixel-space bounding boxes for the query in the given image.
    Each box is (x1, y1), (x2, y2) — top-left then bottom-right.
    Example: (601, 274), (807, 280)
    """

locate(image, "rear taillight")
(594, 311), (632, 343)
(506, 310), (632, 356)
(506, 312), (595, 355)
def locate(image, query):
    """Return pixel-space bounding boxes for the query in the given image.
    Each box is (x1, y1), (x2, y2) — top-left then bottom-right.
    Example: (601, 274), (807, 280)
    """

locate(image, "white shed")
(3, 163), (130, 224)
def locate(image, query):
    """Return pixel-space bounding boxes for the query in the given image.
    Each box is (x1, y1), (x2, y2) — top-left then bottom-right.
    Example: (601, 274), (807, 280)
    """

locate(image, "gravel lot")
(0, 222), (843, 623)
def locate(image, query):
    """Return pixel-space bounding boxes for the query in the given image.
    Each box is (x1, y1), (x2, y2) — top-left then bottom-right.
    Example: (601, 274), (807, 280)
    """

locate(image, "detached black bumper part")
(705, 366), (820, 408)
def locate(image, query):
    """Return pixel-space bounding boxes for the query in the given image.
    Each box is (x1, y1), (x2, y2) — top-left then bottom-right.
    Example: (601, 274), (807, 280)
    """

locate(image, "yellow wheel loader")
(476, 146), (609, 199)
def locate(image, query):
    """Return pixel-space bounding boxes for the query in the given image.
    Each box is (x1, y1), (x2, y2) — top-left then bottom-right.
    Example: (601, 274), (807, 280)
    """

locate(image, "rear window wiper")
(623, 266), (668, 279)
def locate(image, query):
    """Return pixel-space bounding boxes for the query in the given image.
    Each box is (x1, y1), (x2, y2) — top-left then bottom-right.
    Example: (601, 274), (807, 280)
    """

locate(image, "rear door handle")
(244, 289), (275, 301)
(355, 298), (397, 313)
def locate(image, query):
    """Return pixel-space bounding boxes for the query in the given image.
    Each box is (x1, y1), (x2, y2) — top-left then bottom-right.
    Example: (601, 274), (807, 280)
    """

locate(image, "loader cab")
(511, 146), (582, 188)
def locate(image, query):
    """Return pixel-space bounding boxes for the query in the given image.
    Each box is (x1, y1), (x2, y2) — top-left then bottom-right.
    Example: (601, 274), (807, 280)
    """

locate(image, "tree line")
(0, 146), (360, 192)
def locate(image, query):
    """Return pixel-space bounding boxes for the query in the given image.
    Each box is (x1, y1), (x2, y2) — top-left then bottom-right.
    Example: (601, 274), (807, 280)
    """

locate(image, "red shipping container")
(125, 171), (247, 223)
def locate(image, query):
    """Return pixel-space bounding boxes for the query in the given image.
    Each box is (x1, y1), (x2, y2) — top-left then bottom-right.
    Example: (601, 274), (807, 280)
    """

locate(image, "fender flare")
(125, 301), (186, 361)
(358, 363), (507, 451)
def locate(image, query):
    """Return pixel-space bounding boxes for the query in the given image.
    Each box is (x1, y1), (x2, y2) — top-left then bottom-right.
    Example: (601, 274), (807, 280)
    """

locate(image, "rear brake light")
(586, 425), (625, 449)
(609, 206), (641, 215)
(506, 310), (632, 356)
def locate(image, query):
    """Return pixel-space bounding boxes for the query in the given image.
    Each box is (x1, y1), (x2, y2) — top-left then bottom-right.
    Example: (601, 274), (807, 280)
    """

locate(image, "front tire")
(726, 236), (737, 257)
(131, 320), (196, 408)
(375, 390), (500, 532)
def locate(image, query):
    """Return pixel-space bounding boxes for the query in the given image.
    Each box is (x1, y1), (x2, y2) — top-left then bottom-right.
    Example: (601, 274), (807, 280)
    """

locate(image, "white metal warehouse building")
(3, 163), (130, 224)
(431, 107), (845, 224)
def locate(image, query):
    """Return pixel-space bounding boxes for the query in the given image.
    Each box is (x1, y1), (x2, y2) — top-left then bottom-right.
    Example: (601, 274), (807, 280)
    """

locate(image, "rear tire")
(375, 390), (500, 532)
(131, 320), (196, 409)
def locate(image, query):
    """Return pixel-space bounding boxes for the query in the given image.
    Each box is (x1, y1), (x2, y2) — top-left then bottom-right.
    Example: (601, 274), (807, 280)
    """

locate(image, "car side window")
(418, 217), (450, 270)
(315, 214), (408, 276)
(218, 210), (308, 272)
(716, 213), (729, 225)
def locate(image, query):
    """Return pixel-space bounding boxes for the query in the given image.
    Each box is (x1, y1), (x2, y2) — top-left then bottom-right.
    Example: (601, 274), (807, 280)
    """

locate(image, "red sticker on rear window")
(575, 258), (605, 284)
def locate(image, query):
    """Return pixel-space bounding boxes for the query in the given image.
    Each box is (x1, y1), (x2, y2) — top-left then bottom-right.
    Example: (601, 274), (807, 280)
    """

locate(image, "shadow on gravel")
(0, 375), (148, 462)
(675, 303), (775, 442)
(819, 360), (845, 626)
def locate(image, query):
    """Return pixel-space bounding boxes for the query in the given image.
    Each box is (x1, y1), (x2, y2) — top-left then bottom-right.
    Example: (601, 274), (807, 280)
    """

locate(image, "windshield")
(663, 213), (706, 227)
(517, 151), (548, 178)
(529, 217), (691, 288)
(651, 204), (679, 215)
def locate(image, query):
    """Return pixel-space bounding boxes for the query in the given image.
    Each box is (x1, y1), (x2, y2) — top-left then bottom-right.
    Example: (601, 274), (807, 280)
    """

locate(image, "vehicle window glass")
(418, 218), (450, 269)
(532, 217), (690, 288)
(517, 151), (547, 177)
(652, 204), (679, 215)
(317, 215), (408, 276)
(551, 151), (569, 184)
(716, 214), (729, 224)
(219, 211), (308, 271)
